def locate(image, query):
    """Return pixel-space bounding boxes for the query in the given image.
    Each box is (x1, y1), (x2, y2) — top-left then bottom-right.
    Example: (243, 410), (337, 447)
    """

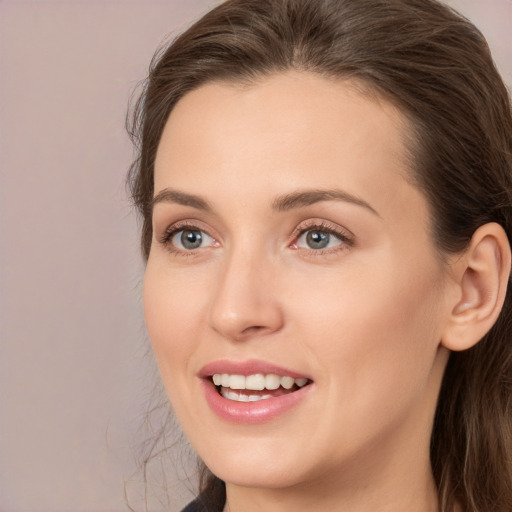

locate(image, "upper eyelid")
(292, 219), (354, 239)
(159, 220), (216, 240)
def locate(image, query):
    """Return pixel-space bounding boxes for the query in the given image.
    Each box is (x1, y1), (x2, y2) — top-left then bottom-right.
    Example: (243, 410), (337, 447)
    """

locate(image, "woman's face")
(145, 72), (454, 492)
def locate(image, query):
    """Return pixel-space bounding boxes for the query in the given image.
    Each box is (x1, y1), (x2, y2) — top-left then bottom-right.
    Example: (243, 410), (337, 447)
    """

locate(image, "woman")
(127, 0), (512, 510)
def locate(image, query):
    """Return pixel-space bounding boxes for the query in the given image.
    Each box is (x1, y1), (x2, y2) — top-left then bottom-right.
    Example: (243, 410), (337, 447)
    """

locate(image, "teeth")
(265, 374), (281, 390)
(246, 374), (265, 390)
(211, 373), (309, 391)
(229, 374), (246, 389)
(221, 389), (274, 402)
(281, 376), (294, 389)
(295, 377), (308, 387)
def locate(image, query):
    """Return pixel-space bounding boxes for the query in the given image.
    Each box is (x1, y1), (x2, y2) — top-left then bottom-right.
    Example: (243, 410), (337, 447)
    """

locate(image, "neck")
(224, 468), (439, 512)
(223, 446), (440, 512)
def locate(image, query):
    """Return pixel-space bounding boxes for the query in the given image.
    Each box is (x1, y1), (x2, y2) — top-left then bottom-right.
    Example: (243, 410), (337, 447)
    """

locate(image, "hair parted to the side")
(127, 1), (512, 511)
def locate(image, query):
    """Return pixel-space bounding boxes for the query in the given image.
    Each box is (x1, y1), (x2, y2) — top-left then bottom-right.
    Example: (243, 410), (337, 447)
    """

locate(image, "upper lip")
(199, 359), (311, 380)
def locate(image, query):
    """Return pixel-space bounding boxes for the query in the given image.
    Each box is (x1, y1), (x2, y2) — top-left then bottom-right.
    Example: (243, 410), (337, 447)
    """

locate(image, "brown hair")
(127, 1), (512, 510)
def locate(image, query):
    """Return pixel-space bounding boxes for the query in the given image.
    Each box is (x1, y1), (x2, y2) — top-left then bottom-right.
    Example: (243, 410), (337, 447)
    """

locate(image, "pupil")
(181, 230), (202, 249)
(306, 231), (329, 249)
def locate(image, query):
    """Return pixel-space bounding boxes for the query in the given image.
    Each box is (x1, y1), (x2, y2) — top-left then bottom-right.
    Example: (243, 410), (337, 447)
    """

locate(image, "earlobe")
(442, 223), (511, 352)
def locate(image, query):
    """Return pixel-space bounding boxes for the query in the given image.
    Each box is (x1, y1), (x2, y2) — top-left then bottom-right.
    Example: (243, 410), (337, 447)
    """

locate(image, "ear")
(442, 222), (511, 352)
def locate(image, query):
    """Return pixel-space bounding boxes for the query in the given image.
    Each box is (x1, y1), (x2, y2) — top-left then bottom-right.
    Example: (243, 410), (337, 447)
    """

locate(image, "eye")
(296, 229), (342, 250)
(157, 221), (219, 254)
(171, 228), (215, 251)
(291, 221), (354, 254)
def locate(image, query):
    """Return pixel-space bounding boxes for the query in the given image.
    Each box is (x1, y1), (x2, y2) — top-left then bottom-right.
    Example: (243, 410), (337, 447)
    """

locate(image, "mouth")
(210, 373), (311, 402)
(200, 360), (313, 423)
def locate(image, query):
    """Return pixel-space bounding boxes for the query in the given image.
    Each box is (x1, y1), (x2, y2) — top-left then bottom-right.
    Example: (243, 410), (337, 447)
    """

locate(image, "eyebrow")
(272, 189), (379, 216)
(152, 188), (212, 211)
(151, 187), (379, 216)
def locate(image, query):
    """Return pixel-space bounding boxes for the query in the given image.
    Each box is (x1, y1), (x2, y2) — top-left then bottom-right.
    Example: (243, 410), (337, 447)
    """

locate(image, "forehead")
(154, 71), (422, 224)
(156, 71), (411, 178)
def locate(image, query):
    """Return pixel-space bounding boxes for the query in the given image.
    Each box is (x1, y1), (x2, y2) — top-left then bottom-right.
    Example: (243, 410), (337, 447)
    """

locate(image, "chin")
(208, 459), (308, 490)
(191, 431), (321, 491)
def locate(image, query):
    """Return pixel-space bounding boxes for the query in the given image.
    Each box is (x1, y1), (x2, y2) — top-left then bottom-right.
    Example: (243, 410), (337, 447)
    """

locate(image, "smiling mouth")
(210, 373), (311, 402)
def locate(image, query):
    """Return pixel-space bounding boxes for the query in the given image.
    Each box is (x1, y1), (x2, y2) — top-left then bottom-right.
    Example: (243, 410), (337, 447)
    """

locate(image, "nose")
(208, 247), (284, 342)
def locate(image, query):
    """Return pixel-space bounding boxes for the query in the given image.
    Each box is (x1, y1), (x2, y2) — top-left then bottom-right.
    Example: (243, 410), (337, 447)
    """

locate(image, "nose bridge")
(208, 239), (283, 341)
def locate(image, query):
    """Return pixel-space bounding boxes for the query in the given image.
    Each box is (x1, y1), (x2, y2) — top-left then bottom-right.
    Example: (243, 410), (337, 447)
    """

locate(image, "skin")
(144, 71), (464, 512)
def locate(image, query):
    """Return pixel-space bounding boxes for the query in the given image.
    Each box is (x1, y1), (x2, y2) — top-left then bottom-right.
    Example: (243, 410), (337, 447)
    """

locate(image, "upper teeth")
(212, 373), (308, 390)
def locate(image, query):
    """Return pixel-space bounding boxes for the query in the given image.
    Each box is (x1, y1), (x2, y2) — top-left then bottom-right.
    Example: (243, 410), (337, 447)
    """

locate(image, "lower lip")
(202, 379), (312, 424)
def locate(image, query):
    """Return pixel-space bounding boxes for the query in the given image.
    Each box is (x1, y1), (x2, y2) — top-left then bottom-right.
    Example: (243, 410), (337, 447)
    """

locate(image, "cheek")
(143, 260), (206, 387)
(290, 254), (446, 415)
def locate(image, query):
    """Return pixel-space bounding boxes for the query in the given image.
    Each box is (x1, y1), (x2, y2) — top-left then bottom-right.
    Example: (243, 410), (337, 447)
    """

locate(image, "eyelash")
(158, 220), (354, 256)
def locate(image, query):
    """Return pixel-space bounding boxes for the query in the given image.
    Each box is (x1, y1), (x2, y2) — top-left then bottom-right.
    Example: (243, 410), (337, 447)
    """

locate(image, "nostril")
(241, 325), (265, 335)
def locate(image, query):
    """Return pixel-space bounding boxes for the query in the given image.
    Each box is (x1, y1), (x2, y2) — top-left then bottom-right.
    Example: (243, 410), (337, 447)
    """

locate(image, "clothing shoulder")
(180, 498), (210, 512)
(180, 500), (199, 512)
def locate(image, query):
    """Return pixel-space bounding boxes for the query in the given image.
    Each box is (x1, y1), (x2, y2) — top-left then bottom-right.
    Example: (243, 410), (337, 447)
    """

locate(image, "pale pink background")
(0, 1), (510, 511)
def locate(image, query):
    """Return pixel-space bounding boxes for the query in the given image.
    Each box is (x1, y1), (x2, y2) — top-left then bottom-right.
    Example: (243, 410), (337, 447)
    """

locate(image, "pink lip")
(199, 359), (313, 424)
